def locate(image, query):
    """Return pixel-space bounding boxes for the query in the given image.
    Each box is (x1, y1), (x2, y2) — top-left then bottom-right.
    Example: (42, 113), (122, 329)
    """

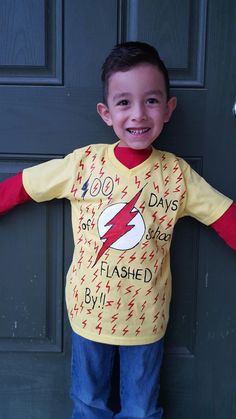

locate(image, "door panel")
(0, 1), (117, 418)
(121, 1), (236, 418)
(0, 1), (235, 418)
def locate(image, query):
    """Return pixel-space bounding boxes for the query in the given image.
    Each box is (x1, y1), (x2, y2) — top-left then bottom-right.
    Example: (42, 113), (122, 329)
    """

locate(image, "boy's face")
(97, 64), (176, 149)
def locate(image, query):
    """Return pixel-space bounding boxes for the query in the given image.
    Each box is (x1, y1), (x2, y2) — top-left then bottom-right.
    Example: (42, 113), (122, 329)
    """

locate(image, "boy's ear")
(97, 103), (113, 127)
(164, 96), (177, 123)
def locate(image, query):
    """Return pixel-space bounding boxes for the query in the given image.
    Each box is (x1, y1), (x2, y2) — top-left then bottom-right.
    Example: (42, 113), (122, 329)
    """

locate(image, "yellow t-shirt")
(23, 143), (232, 345)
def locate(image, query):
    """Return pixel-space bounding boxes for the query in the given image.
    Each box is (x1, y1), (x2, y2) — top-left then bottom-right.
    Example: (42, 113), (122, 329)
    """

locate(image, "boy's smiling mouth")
(127, 128), (150, 135)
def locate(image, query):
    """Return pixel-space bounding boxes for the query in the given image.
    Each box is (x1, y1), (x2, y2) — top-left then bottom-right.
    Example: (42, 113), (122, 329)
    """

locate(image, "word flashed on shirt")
(100, 261), (152, 283)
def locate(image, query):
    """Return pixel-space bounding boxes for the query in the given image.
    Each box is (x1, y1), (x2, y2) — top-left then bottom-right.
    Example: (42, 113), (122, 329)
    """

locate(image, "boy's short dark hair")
(101, 41), (170, 103)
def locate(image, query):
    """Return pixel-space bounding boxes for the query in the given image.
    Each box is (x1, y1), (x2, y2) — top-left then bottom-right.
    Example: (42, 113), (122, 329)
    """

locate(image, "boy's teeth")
(129, 128), (149, 135)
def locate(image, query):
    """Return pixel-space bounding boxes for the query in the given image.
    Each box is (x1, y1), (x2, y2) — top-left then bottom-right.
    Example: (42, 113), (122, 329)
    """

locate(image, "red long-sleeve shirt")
(0, 172), (31, 215)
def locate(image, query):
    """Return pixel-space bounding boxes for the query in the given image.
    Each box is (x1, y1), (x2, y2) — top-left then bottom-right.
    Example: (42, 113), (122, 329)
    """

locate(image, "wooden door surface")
(0, 1), (235, 418)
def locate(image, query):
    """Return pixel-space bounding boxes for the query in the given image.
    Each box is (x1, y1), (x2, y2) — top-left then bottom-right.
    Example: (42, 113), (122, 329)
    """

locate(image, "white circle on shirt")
(98, 203), (145, 250)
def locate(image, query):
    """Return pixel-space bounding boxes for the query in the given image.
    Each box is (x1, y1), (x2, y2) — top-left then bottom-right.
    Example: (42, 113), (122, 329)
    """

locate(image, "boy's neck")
(114, 144), (152, 169)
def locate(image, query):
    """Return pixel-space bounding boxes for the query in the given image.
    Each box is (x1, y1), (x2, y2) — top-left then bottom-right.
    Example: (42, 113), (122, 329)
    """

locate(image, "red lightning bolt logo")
(74, 304), (79, 316)
(165, 218), (173, 230)
(153, 182), (159, 192)
(117, 281), (122, 291)
(85, 146), (91, 156)
(176, 173), (183, 183)
(164, 189), (169, 198)
(135, 176), (141, 188)
(96, 323), (102, 335)
(159, 214), (167, 224)
(121, 186), (128, 199)
(149, 250), (155, 260)
(126, 311), (134, 321)
(92, 269), (98, 282)
(80, 275), (86, 285)
(117, 298), (121, 310)
(128, 299), (135, 310)
(93, 187), (145, 266)
(145, 286), (153, 296)
(123, 326), (129, 336)
(141, 252), (147, 264)
(132, 288), (141, 298)
(125, 285), (134, 295)
(135, 327), (141, 336)
(106, 280), (111, 293)
(164, 176), (169, 186)
(99, 167), (105, 177)
(153, 312), (160, 323)
(111, 313), (119, 323)
(180, 191), (186, 202)
(71, 184), (78, 197)
(139, 201), (145, 214)
(96, 281), (102, 293)
(79, 160), (84, 170)
(77, 172), (82, 183)
(173, 185), (181, 193)
(145, 170), (151, 179)
(115, 174), (120, 185)
(173, 162), (179, 173)
(117, 250), (126, 264)
(106, 300), (114, 307)
(90, 163), (95, 172)
(152, 211), (158, 222)
(141, 301), (147, 311)
(129, 252), (136, 263)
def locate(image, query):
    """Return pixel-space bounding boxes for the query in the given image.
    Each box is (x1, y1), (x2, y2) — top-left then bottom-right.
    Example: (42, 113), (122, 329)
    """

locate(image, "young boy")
(1, 42), (236, 418)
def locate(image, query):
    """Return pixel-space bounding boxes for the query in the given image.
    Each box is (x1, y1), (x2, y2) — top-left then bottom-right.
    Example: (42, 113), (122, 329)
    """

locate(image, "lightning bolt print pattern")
(64, 143), (188, 345)
(22, 142), (233, 345)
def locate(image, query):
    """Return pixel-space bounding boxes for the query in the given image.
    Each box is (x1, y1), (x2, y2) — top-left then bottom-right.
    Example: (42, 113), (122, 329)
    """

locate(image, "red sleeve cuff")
(211, 203), (236, 250)
(0, 171), (32, 215)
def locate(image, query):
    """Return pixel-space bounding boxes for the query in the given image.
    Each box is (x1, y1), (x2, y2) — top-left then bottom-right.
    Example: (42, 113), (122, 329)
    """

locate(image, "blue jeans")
(70, 333), (164, 418)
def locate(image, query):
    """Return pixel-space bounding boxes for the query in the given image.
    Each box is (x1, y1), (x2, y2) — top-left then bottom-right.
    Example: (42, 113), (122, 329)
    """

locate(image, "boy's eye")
(147, 98), (159, 104)
(117, 99), (129, 106)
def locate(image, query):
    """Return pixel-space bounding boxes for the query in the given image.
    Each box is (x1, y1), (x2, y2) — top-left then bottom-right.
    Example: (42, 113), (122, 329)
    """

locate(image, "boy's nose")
(131, 104), (147, 121)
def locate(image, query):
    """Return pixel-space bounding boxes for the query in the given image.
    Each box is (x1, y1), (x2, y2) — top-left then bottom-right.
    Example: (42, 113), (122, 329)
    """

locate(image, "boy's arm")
(210, 203), (236, 250)
(1, 169), (235, 250)
(0, 172), (32, 215)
